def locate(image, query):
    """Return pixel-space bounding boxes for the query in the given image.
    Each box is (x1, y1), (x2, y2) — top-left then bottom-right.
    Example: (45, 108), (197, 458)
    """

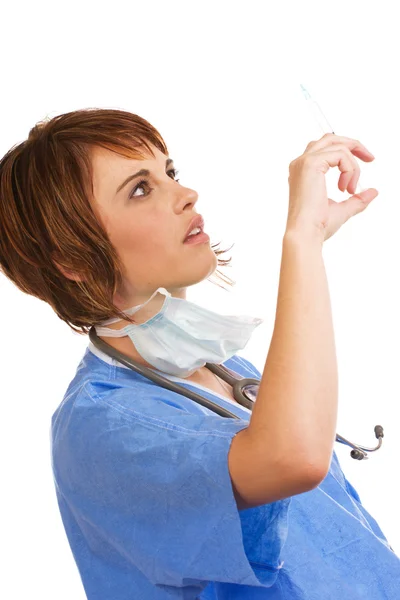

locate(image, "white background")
(1, 1), (399, 597)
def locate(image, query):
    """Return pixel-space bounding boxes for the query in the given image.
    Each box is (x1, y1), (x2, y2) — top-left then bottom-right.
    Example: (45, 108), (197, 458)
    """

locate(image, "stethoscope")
(89, 327), (385, 461)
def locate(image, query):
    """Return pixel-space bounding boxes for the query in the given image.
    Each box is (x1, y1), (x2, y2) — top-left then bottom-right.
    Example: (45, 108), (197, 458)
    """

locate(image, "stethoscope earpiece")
(337, 426), (384, 460)
(350, 449), (367, 461)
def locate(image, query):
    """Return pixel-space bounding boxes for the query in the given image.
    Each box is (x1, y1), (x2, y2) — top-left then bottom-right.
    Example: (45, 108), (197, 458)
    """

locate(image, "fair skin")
(84, 143), (232, 390)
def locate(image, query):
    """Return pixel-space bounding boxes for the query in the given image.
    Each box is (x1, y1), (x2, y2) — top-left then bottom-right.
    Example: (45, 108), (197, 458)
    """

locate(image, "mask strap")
(98, 287), (170, 327)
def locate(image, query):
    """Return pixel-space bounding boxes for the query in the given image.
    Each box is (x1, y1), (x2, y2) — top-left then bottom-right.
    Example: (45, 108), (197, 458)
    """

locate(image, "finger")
(316, 144), (360, 193)
(347, 168), (361, 194)
(305, 133), (375, 162)
(310, 145), (359, 182)
(338, 170), (354, 193)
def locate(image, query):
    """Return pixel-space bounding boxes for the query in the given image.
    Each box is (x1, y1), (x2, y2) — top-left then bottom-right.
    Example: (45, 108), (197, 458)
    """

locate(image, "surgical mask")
(94, 287), (264, 378)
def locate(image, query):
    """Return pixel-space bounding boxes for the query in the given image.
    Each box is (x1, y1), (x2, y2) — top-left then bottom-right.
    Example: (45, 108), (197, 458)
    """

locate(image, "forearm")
(248, 229), (338, 474)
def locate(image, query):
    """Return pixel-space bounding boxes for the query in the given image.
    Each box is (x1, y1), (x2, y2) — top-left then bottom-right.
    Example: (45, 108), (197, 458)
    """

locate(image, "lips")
(183, 215), (205, 242)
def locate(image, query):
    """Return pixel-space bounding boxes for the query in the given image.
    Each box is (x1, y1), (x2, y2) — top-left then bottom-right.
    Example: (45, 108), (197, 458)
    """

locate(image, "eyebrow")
(116, 158), (174, 195)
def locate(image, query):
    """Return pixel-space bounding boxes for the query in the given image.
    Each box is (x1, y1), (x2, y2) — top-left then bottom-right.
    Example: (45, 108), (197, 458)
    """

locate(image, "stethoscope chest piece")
(205, 362), (259, 410)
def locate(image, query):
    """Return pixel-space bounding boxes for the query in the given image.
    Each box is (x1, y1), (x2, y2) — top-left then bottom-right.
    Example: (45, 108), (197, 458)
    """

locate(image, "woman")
(0, 108), (398, 599)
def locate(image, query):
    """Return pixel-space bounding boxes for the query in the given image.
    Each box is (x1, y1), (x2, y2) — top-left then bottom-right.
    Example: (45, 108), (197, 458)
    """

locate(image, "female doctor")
(0, 108), (398, 599)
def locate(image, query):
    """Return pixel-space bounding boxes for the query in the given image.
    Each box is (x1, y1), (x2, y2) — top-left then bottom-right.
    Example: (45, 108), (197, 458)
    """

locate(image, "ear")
(52, 254), (83, 282)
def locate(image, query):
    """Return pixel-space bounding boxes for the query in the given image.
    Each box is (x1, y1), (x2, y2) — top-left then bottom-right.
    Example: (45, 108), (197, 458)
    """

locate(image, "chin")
(195, 251), (218, 281)
(170, 250), (218, 290)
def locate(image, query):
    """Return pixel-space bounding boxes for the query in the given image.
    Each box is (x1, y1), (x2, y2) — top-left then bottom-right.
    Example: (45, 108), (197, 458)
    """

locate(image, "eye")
(129, 179), (152, 199)
(128, 169), (180, 199)
(168, 168), (180, 182)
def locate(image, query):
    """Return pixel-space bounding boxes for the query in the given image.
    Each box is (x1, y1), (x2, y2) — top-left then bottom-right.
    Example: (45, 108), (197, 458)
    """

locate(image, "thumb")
(340, 187), (379, 221)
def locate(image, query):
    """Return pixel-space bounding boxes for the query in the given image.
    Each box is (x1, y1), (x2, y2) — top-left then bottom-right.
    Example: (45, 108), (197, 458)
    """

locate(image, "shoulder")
(52, 376), (249, 449)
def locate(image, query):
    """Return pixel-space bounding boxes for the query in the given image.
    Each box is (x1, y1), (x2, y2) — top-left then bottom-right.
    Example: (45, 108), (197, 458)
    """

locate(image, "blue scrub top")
(50, 344), (400, 599)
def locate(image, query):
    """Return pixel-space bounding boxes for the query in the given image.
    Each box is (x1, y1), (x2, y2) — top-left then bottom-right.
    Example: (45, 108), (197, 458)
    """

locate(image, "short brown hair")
(0, 108), (234, 335)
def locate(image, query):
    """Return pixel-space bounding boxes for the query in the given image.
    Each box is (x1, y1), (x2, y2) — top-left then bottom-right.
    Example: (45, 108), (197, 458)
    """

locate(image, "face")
(90, 143), (218, 320)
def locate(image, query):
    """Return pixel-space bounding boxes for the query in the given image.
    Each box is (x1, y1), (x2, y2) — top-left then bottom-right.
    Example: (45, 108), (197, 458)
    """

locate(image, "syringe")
(300, 84), (364, 194)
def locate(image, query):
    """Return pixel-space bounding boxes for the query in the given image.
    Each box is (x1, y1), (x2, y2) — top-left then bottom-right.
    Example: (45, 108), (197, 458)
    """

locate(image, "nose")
(177, 184), (199, 210)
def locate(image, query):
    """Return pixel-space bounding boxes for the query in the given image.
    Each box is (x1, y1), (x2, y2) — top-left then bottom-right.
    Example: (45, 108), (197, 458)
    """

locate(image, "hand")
(286, 133), (379, 242)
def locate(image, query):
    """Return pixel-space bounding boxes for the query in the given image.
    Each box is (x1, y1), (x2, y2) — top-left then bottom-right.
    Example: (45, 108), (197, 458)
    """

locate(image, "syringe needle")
(300, 84), (365, 193)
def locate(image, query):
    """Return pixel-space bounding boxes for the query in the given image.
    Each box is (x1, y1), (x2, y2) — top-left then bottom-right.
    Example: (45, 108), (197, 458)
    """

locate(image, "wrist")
(284, 220), (325, 248)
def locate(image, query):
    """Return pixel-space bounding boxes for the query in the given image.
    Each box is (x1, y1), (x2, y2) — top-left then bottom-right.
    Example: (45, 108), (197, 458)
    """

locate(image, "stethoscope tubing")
(89, 327), (384, 460)
(89, 327), (240, 419)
